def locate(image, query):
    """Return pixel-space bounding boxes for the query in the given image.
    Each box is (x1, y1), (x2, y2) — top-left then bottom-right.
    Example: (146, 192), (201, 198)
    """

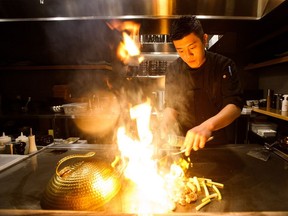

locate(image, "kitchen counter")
(0, 143), (287, 215)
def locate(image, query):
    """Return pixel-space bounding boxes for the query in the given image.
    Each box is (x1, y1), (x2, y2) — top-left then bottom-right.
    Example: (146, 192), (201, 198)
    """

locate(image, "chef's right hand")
(182, 125), (212, 156)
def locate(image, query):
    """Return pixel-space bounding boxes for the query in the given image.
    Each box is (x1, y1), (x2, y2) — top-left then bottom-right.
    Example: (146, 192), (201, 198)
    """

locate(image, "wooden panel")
(252, 107), (288, 121)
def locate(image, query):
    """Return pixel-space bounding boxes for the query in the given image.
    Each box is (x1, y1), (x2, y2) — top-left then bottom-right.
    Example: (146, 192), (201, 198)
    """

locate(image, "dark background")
(0, 1), (287, 143)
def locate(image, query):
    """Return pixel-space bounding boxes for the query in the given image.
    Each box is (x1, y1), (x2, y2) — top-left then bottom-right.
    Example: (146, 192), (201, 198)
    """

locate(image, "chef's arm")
(183, 104), (241, 155)
(203, 104), (241, 131)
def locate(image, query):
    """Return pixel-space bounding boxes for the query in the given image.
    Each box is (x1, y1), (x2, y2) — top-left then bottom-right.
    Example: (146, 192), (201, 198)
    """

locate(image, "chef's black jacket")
(165, 51), (244, 144)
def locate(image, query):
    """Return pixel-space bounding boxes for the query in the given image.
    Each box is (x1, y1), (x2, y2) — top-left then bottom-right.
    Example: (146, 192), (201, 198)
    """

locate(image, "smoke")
(42, 20), (114, 64)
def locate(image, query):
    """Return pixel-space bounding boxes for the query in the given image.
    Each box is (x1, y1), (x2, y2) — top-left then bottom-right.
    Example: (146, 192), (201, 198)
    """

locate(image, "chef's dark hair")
(170, 16), (204, 42)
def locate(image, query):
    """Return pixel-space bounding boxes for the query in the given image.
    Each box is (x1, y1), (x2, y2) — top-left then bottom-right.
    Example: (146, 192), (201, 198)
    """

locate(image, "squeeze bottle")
(28, 128), (37, 154)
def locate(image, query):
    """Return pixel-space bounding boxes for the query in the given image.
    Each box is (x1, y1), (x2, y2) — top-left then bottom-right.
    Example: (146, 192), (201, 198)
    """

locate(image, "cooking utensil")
(247, 141), (278, 162)
(166, 135), (213, 147)
(156, 136), (214, 174)
(40, 152), (122, 210)
(247, 148), (271, 161)
(168, 136), (214, 155)
(171, 149), (187, 155)
(51, 105), (63, 113)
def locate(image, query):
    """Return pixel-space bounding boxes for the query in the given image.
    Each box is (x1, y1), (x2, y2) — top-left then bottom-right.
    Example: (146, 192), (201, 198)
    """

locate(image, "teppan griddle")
(0, 143), (288, 215)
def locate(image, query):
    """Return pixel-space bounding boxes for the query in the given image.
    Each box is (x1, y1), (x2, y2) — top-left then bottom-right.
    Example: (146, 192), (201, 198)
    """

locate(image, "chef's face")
(173, 33), (208, 68)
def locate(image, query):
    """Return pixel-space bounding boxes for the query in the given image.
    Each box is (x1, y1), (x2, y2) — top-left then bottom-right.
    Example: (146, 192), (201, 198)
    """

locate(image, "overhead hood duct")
(0, 0), (285, 22)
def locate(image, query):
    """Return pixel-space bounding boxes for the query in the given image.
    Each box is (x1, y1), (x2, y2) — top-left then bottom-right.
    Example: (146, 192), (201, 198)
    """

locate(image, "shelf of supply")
(0, 64), (112, 71)
(245, 25), (288, 50)
(252, 107), (288, 121)
(244, 55), (288, 70)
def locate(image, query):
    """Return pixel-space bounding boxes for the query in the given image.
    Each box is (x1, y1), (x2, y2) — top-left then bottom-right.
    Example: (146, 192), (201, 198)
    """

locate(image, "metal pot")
(40, 152), (122, 210)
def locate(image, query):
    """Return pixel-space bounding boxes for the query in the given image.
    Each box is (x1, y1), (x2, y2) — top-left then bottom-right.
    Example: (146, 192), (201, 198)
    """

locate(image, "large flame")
(109, 19), (187, 215)
(117, 100), (177, 214)
(107, 20), (144, 65)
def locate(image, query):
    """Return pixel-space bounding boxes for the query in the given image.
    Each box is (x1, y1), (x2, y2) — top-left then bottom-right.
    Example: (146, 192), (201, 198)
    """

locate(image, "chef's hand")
(182, 125), (212, 156)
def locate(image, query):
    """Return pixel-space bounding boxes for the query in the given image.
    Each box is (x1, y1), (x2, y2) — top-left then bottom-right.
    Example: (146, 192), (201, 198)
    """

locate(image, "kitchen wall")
(0, 70), (113, 111)
(0, 18), (253, 104)
(0, 2), (287, 141)
(0, 20), (116, 65)
(258, 64), (288, 97)
(239, 1), (288, 99)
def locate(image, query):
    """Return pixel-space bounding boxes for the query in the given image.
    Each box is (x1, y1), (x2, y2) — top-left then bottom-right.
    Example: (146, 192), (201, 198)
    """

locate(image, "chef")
(162, 16), (244, 156)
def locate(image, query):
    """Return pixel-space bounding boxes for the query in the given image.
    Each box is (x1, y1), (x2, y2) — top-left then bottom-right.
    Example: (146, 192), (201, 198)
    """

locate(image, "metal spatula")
(169, 136), (214, 155)
(247, 141), (278, 162)
(247, 148), (271, 161)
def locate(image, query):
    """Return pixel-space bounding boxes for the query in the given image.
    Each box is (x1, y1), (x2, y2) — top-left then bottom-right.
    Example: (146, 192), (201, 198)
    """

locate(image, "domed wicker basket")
(40, 152), (121, 210)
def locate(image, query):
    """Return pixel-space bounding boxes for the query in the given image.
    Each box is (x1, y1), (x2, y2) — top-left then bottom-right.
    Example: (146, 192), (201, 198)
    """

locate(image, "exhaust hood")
(0, 0), (285, 22)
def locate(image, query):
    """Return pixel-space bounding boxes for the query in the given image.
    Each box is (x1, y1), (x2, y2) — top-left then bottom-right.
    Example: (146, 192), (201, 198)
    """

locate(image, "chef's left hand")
(182, 125), (212, 156)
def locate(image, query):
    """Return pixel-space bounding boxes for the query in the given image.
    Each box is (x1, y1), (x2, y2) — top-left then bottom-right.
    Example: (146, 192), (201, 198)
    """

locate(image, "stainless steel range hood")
(0, 0), (285, 22)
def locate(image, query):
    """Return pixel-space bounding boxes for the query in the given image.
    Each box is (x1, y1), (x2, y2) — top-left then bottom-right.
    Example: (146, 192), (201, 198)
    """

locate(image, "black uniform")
(165, 51), (244, 144)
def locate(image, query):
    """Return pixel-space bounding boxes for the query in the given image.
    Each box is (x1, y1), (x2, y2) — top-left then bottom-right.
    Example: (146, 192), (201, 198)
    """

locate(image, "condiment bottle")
(0, 132), (11, 144)
(275, 94), (282, 110)
(0, 132), (12, 154)
(281, 95), (288, 112)
(266, 89), (273, 110)
(28, 128), (37, 154)
(16, 132), (29, 155)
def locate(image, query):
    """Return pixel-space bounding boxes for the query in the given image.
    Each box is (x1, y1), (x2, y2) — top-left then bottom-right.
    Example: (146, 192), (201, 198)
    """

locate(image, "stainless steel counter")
(0, 143), (288, 215)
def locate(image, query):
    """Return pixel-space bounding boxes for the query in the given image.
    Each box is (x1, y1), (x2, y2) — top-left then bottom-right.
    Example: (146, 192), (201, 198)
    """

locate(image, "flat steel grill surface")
(0, 143), (288, 214)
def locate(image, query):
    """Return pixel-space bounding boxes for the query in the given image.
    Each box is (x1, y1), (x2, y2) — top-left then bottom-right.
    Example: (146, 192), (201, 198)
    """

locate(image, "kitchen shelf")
(244, 55), (288, 70)
(0, 64), (112, 71)
(244, 24), (288, 70)
(245, 25), (288, 50)
(252, 107), (288, 121)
